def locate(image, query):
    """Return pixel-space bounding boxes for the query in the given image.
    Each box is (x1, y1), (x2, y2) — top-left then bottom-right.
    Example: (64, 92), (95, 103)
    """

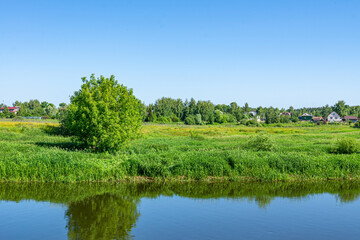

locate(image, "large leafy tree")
(62, 74), (142, 152)
(333, 100), (348, 117)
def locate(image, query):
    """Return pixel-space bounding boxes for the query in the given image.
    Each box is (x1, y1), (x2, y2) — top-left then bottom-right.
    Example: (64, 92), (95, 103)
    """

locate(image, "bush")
(185, 115), (196, 125)
(156, 116), (172, 123)
(331, 138), (359, 154)
(12, 116), (24, 122)
(195, 114), (203, 125)
(247, 133), (276, 151)
(171, 116), (180, 122)
(224, 113), (236, 123)
(246, 119), (257, 126)
(61, 74), (142, 152)
(239, 119), (248, 125)
(354, 122), (360, 128)
(291, 117), (299, 123)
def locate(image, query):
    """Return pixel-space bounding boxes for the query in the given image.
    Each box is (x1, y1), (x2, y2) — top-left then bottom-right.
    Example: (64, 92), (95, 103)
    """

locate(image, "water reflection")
(1, 181), (360, 239)
(66, 194), (139, 240)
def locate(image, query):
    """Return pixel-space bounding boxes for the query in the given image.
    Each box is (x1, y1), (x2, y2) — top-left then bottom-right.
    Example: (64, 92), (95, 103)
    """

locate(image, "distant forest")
(1, 98), (359, 125)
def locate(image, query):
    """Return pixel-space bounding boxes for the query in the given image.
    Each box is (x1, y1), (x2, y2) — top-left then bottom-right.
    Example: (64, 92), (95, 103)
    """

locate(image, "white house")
(327, 112), (342, 123)
(249, 111), (257, 116)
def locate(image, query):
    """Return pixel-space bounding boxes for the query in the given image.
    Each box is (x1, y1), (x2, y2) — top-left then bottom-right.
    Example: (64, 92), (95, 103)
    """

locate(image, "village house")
(312, 116), (324, 123)
(327, 112), (342, 123)
(299, 113), (312, 121)
(343, 116), (358, 123)
(0, 106), (20, 114)
(280, 112), (292, 116)
(249, 111), (257, 116)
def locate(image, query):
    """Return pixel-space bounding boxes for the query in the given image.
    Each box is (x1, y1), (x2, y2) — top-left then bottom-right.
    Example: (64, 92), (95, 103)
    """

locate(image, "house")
(280, 112), (292, 116)
(343, 116), (358, 123)
(312, 116), (324, 123)
(249, 115), (261, 122)
(299, 113), (313, 121)
(249, 111), (257, 116)
(0, 106), (20, 114)
(327, 112), (342, 123)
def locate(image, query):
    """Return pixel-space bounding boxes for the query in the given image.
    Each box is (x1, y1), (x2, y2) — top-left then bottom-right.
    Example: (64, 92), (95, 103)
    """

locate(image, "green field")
(0, 121), (359, 182)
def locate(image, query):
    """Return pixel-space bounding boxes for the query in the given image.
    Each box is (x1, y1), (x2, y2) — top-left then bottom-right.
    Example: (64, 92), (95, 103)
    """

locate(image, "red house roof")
(0, 106), (20, 112)
(0, 107), (18, 110)
(312, 117), (324, 121)
(344, 116), (358, 120)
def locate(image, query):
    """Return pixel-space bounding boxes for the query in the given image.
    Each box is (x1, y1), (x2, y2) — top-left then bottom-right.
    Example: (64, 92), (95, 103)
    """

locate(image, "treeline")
(2, 98), (360, 125)
(0, 100), (67, 119)
(139, 98), (360, 125)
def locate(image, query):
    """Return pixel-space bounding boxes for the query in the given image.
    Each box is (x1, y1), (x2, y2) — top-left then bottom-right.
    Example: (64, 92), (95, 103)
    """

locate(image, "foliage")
(45, 104), (58, 117)
(184, 115), (196, 125)
(156, 116), (172, 123)
(61, 74), (142, 152)
(354, 122), (360, 128)
(331, 139), (359, 154)
(214, 110), (225, 123)
(195, 114), (203, 125)
(247, 133), (276, 151)
(2, 122), (360, 181)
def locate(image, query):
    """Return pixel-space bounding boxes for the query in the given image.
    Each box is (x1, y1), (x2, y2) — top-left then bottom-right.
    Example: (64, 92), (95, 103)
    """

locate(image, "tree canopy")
(62, 74), (142, 152)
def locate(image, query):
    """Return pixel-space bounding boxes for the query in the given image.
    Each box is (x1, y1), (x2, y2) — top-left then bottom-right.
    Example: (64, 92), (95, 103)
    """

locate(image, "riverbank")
(0, 122), (359, 182)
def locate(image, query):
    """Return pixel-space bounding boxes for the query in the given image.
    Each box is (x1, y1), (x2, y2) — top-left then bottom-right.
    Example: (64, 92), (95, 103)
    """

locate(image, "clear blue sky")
(1, 0), (359, 108)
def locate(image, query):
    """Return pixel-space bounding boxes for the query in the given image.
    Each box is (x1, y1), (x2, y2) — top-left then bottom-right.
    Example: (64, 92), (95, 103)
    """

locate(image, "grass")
(0, 121), (360, 182)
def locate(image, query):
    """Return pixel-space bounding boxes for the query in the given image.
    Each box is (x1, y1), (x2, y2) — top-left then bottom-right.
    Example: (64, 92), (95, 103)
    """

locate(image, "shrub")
(331, 138), (359, 154)
(195, 114), (203, 125)
(291, 117), (299, 123)
(12, 116), (24, 122)
(239, 119), (248, 125)
(247, 133), (276, 151)
(171, 116), (180, 122)
(246, 119), (257, 126)
(185, 115), (196, 125)
(224, 113), (236, 123)
(61, 74), (142, 152)
(156, 116), (172, 123)
(354, 122), (360, 128)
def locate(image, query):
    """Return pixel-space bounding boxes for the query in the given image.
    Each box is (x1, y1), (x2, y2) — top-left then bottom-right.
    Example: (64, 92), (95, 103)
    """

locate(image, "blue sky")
(1, 0), (359, 108)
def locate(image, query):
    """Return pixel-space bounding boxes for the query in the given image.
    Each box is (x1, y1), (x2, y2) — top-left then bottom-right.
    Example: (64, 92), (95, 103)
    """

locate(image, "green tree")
(244, 102), (249, 113)
(45, 104), (58, 117)
(2, 106), (10, 118)
(265, 107), (280, 124)
(333, 100), (347, 117)
(41, 101), (49, 109)
(197, 100), (215, 122)
(59, 102), (67, 108)
(62, 74), (142, 152)
(214, 110), (225, 123)
(13, 101), (22, 107)
(146, 104), (156, 122)
(138, 101), (147, 122)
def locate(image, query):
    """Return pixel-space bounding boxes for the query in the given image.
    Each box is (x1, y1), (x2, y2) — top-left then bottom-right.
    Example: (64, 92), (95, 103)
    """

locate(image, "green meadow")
(0, 121), (359, 182)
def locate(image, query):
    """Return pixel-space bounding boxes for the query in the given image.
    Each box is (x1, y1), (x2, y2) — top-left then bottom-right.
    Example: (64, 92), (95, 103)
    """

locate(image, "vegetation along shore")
(1, 75), (359, 182)
(0, 120), (359, 182)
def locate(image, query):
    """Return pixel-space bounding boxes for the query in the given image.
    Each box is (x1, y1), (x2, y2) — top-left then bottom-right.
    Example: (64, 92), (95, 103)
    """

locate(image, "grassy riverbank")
(0, 121), (359, 182)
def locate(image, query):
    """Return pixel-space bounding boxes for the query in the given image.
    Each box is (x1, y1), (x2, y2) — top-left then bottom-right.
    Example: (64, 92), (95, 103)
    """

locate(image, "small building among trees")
(343, 116), (358, 123)
(327, 112), (342, 123)
(0, 106), (20, 114)
(299, 113), (313, 121)
(312, 116), (324, 124)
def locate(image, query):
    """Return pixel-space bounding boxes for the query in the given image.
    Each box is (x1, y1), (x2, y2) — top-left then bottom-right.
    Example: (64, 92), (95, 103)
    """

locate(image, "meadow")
(0, 120), (359, 182)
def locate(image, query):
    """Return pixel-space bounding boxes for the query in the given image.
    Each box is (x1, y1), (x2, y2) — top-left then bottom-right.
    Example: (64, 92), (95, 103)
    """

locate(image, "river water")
(1, 181), (360, 240)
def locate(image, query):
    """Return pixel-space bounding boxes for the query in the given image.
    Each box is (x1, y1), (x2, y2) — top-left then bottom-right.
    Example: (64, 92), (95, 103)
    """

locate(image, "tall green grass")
(0, 123), (359, 182)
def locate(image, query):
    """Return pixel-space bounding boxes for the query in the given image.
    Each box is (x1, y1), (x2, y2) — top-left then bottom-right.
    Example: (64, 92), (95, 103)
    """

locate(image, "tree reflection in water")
(1, 181), (360, 239)
(65, 194), (140, 240)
